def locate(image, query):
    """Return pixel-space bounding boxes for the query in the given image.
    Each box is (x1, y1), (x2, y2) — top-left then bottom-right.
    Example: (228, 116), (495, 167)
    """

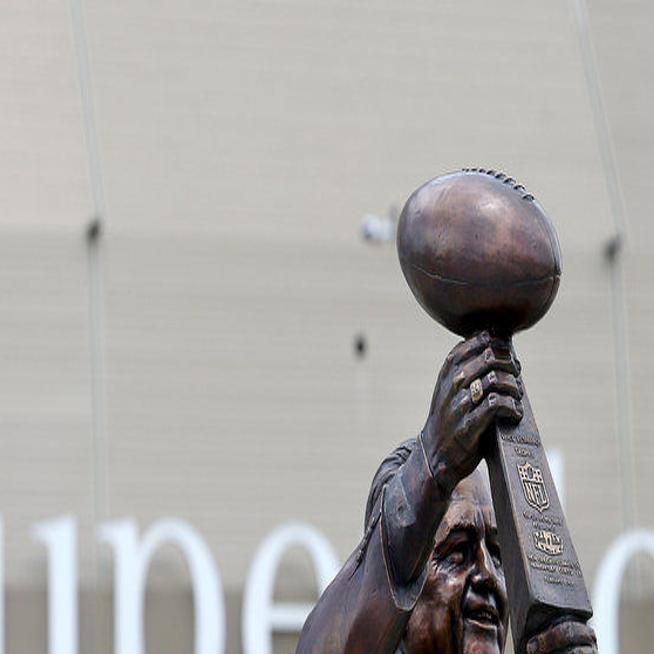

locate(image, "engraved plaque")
(486, 385), (592, 653)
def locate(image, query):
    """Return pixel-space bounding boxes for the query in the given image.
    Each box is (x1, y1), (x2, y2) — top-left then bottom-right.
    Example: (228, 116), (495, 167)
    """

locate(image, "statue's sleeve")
(296, 436), (450, 654)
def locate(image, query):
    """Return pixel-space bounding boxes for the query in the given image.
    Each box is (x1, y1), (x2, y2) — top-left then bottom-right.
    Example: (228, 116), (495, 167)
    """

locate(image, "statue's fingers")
(482, 370), (523, 400)
(455, 373), (522, 420)
(453, 389), (472, 418)
(526, 621), (596, 654)
(493, 394), (523, 423)
(462, 393), (522, 443)
(447, 331), (491, 367)
(459, 346), (520, 388)
(459, 395), (497, 450)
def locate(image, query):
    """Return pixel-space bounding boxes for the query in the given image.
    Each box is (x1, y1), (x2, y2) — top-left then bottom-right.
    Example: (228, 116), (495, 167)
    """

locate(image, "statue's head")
(365, 441), (508, 654)
(404, 468), (508, 654)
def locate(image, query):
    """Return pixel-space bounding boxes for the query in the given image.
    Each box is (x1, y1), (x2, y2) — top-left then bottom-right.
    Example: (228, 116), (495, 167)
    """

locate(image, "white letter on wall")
(242, 522), (340, 654)
(593, 529), (654, 654)
(32, 515), (78, 654)
(98, 518), (225, 654)
(548, 448), (566, 509)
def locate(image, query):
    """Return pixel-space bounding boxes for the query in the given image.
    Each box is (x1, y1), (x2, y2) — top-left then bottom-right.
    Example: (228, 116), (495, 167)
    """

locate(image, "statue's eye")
(488, 542), (502, 567)
(445, 541), (468, 565)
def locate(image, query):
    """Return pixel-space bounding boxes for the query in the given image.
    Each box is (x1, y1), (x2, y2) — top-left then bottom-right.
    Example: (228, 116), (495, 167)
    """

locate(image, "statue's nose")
(471, 543), (498, 591)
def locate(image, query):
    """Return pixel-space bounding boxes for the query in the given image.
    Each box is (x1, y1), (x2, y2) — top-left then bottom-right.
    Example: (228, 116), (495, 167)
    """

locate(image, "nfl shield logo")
(517, 462), (550, 513)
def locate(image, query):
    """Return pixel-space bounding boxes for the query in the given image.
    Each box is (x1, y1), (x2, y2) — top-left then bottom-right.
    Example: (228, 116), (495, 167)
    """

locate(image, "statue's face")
(404, 473), (508, 654)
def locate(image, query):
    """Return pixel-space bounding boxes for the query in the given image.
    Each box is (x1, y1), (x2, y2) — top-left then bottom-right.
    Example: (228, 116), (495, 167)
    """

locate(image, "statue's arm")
(296, 441), (449, 654)
(295, 507), (408, 654)
(296, 332), (523, 653)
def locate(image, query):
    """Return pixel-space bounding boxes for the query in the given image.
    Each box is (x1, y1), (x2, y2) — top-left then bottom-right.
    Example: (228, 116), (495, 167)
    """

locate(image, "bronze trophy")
(397, 169), (593, 654)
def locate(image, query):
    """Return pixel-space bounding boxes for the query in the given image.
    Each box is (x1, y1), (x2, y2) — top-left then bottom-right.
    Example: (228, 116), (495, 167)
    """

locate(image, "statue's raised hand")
(421, 331), (524, 493)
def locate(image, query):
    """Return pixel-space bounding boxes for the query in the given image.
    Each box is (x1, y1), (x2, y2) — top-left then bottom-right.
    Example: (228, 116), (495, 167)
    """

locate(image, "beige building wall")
(0, 0), (652, 652)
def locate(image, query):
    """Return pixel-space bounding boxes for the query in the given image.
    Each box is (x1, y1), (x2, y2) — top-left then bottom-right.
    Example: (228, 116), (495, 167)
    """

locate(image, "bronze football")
(397, 170), (561, 337)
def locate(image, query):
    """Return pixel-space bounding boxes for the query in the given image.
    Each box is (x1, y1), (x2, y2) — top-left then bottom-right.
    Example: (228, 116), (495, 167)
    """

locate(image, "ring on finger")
(470, 378), (483, 404)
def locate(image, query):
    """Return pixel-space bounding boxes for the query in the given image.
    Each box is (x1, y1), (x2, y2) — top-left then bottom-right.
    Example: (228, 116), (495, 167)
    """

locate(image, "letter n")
(98, 518), (225, 654)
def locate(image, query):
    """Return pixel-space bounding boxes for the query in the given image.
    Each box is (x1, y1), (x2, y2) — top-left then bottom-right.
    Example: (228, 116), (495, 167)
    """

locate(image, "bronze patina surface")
(397, 170), (561, 337)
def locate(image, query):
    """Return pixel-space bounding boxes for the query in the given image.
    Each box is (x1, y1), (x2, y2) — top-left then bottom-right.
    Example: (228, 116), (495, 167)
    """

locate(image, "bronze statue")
(296, 171), (598, 654)
(398, 170), (593, 650)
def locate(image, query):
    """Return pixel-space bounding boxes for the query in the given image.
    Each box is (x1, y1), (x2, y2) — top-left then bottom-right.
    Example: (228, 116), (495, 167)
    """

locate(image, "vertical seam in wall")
(69, 0), (109, 519)
(69, 0), (106, 219)
(570, 0), (636, 537)
(68, 0), (108, 646)
(70, 0), (108, 527)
